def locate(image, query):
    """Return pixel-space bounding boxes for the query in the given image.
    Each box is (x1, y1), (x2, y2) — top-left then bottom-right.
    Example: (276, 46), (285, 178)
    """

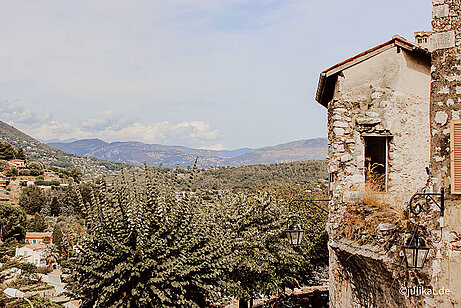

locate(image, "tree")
(61, 186), (81, 216)
(44, 243), (61, 265)
(66, 167), (329, 307)
(15, 148), (26, 160)
(217, 192), (308, 305)
(67, 169), (233, 307)
(0, 142), (17, 160)
(70, 168), (83, 183)
(29, 212), (47, 232)
(52, 216), (83, 258)
(210, 183), (328, 307)
(79, 182), (94, 206)
(28, 162), (44, 176)
(19, 185), (46, 215)
(0, 202), (26, 243)
(49, 195), (62, 217)
(0, 160), (9, 171)
(52, 221), (65, 253)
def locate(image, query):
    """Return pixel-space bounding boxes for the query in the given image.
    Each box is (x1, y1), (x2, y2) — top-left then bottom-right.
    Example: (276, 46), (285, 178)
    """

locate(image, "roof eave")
(315, 72), (327, 107)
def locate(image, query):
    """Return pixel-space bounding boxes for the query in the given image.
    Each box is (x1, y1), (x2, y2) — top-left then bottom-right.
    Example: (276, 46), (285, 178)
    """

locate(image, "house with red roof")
(25, 231), (53, 245)
(0, 172), (7, 188)
(8, 159), (25, 168)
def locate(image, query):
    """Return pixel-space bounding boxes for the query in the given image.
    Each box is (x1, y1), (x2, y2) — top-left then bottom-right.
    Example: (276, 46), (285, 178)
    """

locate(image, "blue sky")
(0, 0), (432, 150)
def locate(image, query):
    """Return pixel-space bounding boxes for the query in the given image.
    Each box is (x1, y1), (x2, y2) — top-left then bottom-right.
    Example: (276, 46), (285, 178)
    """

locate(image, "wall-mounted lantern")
(285, 219), (304, 246)
(402, 228), (430, 269)
(403, 188), (444, 269)
(285, 199), (328, 247)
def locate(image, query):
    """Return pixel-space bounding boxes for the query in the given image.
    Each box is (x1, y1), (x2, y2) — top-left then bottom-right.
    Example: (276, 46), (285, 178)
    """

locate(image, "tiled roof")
(321, 35), (427, 75)
(25, 231), (53, 239)
(315, 35), (431, 107)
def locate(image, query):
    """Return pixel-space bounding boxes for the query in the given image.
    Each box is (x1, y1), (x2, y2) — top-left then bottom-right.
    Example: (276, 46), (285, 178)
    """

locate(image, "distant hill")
(228, 138), (328, 166)
(0, 121), (122, 176)
(49, 139), (228, 168)
(48, 138), (327, 168)
(219, 148), (254, 158)
(192, 160), (328, 191)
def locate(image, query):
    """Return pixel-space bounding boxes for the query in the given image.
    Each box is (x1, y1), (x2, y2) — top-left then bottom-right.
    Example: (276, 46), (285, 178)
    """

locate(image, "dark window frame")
(363, 136), (389, 192)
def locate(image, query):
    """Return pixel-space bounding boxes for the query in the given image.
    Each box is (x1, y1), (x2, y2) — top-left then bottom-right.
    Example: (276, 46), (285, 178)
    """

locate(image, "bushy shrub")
(34, 180), (60, 187)
(19, 168), (31, 176)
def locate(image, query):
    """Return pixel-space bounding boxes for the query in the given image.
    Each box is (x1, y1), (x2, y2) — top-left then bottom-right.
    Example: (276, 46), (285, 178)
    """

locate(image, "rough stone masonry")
(320, 39), (432, 307)
(429, 0), (461, 307)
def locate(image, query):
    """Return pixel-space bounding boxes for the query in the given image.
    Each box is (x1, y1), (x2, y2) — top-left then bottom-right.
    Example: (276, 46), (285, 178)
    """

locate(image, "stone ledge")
(329, 238), (392, 263)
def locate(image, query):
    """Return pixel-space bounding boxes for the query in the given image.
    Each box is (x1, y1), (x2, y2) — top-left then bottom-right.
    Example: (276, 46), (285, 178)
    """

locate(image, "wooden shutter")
(451, 120), (461, 194)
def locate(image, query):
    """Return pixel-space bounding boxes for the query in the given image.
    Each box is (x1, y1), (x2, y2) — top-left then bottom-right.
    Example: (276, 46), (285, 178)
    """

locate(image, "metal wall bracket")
(408, 188), (444, 217)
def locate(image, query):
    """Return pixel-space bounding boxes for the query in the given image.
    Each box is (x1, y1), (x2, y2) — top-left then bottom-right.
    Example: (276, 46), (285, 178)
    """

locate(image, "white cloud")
(80, 110), (118, 131)
(30, 119), (220, 146)
(0, 99), (53, 126)
(1, 102), (220, 147)
(200, 143), (226, 151)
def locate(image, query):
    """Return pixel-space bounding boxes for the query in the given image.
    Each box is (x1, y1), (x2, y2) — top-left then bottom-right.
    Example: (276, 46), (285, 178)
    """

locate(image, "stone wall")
(430, 0), (461, 307)
(327, 46), (431, 307)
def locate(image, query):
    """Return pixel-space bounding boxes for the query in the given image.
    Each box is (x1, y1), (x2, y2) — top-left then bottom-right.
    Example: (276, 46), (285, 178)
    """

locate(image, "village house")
(8, 159), (25, 169)
(15, 243), (47, 267)
(317, 1), (461, 306)
(0, 172), (7, 188)
(25, 231), (53, 245)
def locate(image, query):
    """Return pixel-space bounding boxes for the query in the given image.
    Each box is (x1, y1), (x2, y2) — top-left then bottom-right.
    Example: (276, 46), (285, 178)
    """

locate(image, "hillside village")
(0, 142), (90, 306)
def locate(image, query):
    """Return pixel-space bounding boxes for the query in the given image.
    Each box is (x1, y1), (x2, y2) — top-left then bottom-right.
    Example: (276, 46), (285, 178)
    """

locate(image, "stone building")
(315, 1), (461, 307)
(316, 36), (433, 306)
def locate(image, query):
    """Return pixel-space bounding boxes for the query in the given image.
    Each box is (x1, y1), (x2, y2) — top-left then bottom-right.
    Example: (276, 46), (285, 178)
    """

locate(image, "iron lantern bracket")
(408, 188), (444, 217)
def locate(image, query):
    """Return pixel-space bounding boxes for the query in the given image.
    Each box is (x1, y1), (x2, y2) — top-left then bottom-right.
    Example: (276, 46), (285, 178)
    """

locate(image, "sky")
(0, 0), (432, 150)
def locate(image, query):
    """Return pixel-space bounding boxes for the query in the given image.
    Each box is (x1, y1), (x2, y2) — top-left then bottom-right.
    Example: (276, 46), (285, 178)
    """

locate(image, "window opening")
(329, 173), (335, 197)
(364, 136), (388, 191)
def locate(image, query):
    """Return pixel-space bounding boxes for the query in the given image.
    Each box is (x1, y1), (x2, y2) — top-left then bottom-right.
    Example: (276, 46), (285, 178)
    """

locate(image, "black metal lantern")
(285, 219), (304, 246)
(403, 229), (430, 269)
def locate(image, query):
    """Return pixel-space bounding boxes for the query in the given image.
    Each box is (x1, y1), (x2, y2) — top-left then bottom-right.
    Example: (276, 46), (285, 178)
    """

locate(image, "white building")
(15, 244), (47, 267)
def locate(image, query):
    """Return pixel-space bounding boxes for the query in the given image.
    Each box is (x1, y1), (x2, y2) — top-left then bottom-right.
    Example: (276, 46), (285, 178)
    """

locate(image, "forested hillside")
(120, 160), (328, 193)
(192, 160), (328, 190)
(0, 121), (124, 176)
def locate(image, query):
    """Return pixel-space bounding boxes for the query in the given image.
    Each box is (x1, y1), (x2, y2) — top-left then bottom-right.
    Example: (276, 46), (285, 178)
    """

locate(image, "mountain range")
(0, 119), (327, 170)
(48, 138), (327, 168)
